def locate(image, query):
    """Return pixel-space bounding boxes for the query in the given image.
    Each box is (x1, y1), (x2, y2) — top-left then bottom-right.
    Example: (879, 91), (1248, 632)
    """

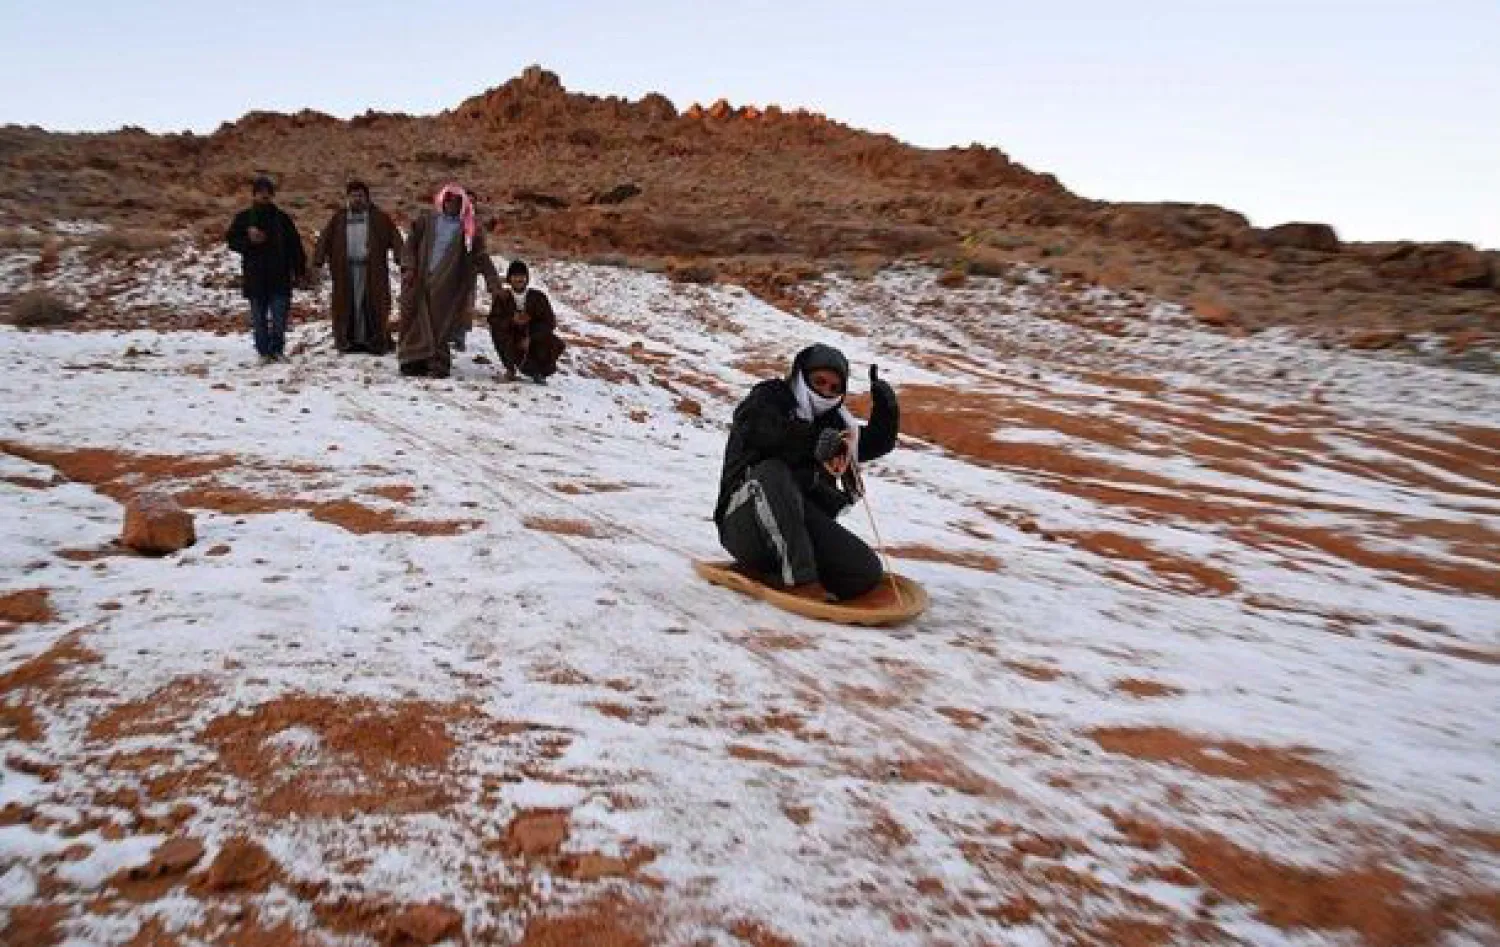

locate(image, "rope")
(851, 458), (904, 607)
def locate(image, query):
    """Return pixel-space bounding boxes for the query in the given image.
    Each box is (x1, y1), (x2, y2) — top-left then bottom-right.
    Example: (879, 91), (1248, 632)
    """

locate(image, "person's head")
(792, 345), (852, 414)
(440, 189), (463, 218)
(346, 180), (370, 212)
(251, 175), (276, 206)
(793, 343), (850, 402)
(506, 259), (530, 294)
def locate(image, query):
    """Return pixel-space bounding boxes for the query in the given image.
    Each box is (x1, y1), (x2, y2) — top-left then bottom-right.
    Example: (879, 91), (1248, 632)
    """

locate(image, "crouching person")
(713, 344), (900, 601)
(487, 259), (565, 383)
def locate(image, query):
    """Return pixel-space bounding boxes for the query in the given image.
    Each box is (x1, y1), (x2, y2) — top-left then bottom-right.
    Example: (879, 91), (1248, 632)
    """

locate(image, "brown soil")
(556, 848), (658, 882)
(1058, 531), (1239, 596)
(1167, 827), (1498, 946)
(0, 441), (236, 501)
(0, 588), (55, 625)
(198, 694), (473, 817)
(87, 676), (218, 741)
(1005, 660), (1063, 682)
(728, 744), (805, 768)
(518, 895), (654, 947)
(308, 499), (478, 536)
(550, 480), (635, 495)
(935, 706), (988, 730)
(0, 631), (101, 700)
(2, 441), (474, 537)
(502, 809), (571, 857)
(366, 483), (418, 502)
(1113, 678), (1184, 699)
(728, 919), (799, 947)
(1090, 726), (1343, 805)
(886, 543), (1000, 572)
(0, 701), (43, 741)
(0, 903), (67, 947)
(1251, 521), (1500, 598)
(523, 516), (605, 538)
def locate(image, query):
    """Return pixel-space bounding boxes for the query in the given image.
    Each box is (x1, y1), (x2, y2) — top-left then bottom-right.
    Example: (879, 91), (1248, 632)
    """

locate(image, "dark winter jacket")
(714, 347), (899, 523)
(225, 204), (307, 298)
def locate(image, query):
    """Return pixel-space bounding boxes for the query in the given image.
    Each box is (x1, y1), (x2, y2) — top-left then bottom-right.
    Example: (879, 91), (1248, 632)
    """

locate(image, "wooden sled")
(693, 560), (928, 627)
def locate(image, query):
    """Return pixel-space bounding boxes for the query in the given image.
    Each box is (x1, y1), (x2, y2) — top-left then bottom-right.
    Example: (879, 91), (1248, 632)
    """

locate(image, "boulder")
(591, 182), (642, 206)
(196, 838), (276, 893)
(386, 904), (463, 946)
(1376, 243), (1493, 289)
(1103, 203), (1255, 251)
(121, 491), (196, 555)
(1262, 222), (1341, 253)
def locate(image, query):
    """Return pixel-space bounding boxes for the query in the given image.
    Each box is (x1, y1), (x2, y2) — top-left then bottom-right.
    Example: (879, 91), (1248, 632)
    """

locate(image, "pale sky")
(2, 1), (1496, 248)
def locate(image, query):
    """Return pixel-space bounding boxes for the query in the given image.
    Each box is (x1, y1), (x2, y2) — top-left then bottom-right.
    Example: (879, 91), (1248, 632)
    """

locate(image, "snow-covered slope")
(2, 248), (1497, 945)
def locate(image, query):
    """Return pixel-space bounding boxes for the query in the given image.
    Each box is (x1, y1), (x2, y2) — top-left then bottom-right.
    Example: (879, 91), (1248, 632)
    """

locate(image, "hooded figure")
(714, 344), (900, 600)
(396, 184), (501, 378)
(486, 258), (566, 383)
(312, 180), (404, 354)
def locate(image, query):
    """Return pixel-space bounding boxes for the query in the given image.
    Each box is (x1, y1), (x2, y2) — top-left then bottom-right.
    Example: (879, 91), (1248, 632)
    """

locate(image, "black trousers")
(717, 459), (882, 601)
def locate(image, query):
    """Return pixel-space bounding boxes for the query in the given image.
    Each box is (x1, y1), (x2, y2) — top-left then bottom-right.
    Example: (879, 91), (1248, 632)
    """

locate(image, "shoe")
(504, 367), (518, 382)
(400, 360), (429, 377)
(528, 374), (547, 385)
(429, 366), (451, 380)
(257, 354), (273, 366)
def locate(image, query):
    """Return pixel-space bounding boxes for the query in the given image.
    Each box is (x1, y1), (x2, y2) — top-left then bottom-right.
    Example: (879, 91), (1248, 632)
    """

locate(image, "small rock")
(197, 837), (276, 893)
(386, 903), (464, 946)
(121, 492), (196, 555)
(131, 837), (205, 879)
(205, 544), (231, 557)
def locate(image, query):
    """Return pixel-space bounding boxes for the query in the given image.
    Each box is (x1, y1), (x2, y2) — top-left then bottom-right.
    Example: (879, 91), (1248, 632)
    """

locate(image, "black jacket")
(714, 356), (899, 523)
(226, 204), (307, 298)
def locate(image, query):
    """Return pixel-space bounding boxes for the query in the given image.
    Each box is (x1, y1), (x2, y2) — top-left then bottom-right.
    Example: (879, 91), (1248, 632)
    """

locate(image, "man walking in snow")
(397, 184), (502, 379)
(486, 259), (565, 383)
(225, 175), (307, 363)
(714, 344), (900, 601)
(312, 180), (404, 355)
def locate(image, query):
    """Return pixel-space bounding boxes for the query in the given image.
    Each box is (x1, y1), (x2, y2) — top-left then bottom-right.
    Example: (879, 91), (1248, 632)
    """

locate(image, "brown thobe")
(397, 210), (500, 376)
(487, 289), (566, 380)
(312, 207), (403, 354)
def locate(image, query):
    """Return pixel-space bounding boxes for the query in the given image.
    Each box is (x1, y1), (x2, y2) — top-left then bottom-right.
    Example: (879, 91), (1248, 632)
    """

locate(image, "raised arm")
(856, 365), (899, 462)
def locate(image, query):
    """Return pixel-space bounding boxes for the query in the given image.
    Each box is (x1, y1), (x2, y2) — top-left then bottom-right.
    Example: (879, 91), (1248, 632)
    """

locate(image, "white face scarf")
(509, 288), (528, 307)
(792, 372), (844, 421)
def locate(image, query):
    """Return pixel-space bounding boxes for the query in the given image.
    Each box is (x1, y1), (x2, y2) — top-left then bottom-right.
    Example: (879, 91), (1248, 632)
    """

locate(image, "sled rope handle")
(852, 458), (904, 608)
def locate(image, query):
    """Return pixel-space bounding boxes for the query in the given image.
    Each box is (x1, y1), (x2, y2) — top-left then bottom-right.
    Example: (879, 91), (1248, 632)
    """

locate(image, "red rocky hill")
(2, 65), (1496, 350)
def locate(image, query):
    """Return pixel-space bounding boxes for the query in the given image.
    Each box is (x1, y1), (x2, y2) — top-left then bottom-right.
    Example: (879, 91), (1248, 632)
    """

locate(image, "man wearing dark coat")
(713, 344), (900, 601)
(312, 180), (404, 355)
(225, 174), (307, 363)
(486, 259), (566, 383)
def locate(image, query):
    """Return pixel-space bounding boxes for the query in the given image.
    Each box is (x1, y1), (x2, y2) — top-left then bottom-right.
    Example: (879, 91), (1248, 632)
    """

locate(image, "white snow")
(1, 240), (1497, 944)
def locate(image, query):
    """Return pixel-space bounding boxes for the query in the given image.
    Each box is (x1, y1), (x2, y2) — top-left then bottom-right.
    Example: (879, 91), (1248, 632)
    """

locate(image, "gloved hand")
(813, 428), (847, 464)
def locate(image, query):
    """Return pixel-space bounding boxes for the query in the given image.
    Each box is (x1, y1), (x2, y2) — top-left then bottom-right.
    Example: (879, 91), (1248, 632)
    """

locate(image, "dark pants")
(494, 325), (565, 380)
(717, 459), (882, 601)
(248, 292), (290, 357)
